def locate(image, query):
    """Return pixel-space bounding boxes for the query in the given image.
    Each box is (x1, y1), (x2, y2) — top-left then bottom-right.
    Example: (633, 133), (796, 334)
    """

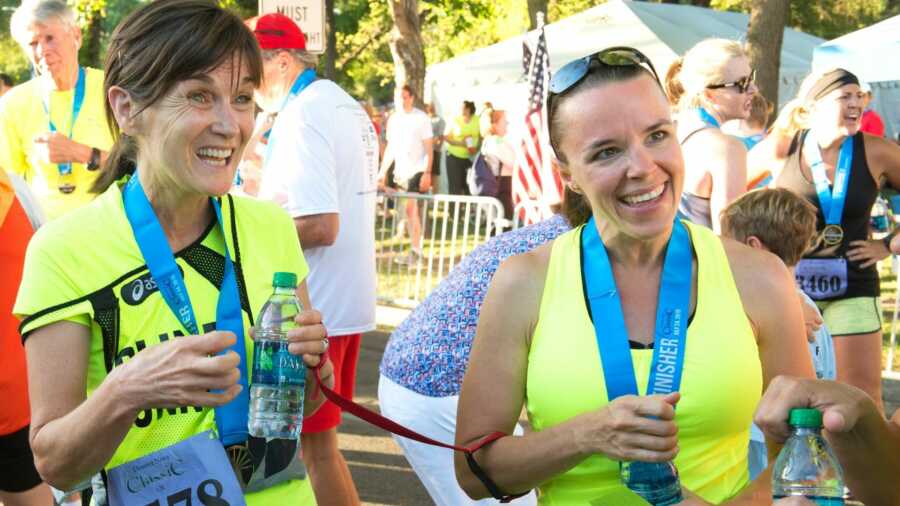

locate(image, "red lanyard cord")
(309, 353), (528, 502)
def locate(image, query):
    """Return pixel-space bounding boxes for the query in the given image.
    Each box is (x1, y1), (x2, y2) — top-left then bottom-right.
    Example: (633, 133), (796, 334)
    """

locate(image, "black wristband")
(87, 147), (101, 171)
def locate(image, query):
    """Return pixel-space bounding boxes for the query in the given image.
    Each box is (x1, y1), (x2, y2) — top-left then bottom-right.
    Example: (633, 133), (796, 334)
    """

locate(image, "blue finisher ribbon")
(697, 107), (721, 129)
(42, 66), (86, 176)
(581, 217), (692, 400)
(122, 174), (250, 446)
(805, 133), (854, 228)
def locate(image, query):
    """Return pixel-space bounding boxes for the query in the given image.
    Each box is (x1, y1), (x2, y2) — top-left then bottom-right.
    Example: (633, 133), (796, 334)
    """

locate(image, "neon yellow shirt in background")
(445, 114), (480, 160)
(14, 180), (313, 504)
(0, 67), (114, 221)
(526, 222), (761, 505)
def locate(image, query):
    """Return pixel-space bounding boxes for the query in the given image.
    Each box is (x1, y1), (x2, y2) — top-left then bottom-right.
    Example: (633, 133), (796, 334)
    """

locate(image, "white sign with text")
(258, 0), (326, 54)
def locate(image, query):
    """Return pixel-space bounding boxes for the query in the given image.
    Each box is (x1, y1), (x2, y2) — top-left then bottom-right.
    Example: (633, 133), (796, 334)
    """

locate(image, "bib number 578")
(144, 479), (229, 506)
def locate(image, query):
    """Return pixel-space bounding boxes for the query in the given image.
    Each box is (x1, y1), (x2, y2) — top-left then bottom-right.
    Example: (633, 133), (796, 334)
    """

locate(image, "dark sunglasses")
(548, 46), (661, 97)
(706, 69), (756, 94)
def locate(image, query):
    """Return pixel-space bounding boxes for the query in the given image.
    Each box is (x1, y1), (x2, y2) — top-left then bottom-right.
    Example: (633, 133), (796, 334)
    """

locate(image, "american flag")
(512, 22), (562, 225)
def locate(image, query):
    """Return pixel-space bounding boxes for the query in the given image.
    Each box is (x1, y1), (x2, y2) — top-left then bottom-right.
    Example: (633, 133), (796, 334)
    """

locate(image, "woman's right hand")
(109, 331), (243, 411)
(573, 392), (681, 462)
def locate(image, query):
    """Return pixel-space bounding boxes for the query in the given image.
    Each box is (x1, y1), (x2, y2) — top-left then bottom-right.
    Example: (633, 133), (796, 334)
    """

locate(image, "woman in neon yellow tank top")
(454, 48), (815, 505)
(13, 2), (332, 504)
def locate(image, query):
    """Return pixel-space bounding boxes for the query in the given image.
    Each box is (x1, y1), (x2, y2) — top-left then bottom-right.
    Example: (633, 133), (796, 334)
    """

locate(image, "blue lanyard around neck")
(122, 175), (250, 446)
(581, 217), (692, 400)
(42, 66), (86, 176)
(805, 133), (854, 227)
(697, 108), (720, 129)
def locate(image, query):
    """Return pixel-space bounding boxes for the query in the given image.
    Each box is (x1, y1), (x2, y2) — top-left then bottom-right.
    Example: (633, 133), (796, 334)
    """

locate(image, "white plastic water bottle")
(772, 408), (845, 505)
(248, 272), (305, 439)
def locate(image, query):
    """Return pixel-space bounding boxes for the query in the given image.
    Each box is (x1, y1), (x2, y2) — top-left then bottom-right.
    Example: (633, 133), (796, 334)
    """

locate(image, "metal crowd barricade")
(888, 255), (900, 373)
(375, 191), (508, 308)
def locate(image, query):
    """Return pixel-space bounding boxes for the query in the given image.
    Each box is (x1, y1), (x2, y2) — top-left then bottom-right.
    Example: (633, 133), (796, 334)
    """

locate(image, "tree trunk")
(745, 0), (790, 121)
(83, 7), (103, 68)
(323, 0), (336, 79)
(388, 0), (426, 106)
(527, 0), (548, 29)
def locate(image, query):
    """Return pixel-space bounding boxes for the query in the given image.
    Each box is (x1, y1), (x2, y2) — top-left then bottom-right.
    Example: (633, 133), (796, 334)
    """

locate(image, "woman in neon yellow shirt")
(454, 47), (814, 504)
(444, 100), (481, 195)
(14, 1), (332, 504)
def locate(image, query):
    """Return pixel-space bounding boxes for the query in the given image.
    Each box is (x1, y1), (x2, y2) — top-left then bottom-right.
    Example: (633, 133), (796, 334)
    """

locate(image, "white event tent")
(813, 15), (900, 140)
(425, 0), (823, 129)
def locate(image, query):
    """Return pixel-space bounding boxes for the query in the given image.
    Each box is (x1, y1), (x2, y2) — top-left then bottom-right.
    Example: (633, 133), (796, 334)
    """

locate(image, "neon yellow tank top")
(526, 221), (760, 505)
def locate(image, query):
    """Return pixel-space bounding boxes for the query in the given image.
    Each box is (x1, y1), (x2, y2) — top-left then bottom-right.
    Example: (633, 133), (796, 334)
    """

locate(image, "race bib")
(795, 258), (848, 300)
(107, 431), (246, 506)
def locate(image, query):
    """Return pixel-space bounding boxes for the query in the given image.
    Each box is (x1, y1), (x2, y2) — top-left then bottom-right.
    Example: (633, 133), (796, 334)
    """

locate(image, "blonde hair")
(665, 38), (747, 110)
(720, 188), (818, 267)
(771, 67), (850, 139)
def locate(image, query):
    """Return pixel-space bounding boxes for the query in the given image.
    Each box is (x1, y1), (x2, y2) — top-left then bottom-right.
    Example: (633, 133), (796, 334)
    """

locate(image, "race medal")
(107, 431), (246, 506)
(226, 442), (253, 489)
(806, 133), (853, 250)
(795, 258), (848, 300)
(822, 224), (844, 246)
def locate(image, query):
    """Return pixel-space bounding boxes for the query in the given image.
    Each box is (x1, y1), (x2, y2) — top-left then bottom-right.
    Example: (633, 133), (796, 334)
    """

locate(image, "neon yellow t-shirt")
(445, 115), (480, 160)
(0, 68), (114, 221)
(14, 180), (314, 504)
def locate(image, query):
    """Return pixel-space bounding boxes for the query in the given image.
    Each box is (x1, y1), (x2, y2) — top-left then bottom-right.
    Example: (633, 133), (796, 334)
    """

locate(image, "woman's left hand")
(846, 239), (890, 268)
(286, 309), (328, 368)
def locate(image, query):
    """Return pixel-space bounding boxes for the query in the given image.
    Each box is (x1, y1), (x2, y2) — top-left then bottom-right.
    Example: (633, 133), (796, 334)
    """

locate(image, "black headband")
(806, 69), (860, 101)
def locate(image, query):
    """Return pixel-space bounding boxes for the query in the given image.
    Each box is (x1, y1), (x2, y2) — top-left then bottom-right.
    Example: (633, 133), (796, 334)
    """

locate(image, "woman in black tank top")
(750, 68), (900, 413)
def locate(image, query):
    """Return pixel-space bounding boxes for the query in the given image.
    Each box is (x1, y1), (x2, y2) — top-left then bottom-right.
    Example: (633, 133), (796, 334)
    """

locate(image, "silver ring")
(322, 337), (329, 353)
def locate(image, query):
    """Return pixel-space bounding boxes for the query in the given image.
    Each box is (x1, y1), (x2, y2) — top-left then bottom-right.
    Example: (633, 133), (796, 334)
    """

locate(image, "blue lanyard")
(581, 217), (692, 400)
(41, 66), (86, 176)
(697, 108), (720, 129)
(122, 175), (250, 446)
(805, 134), (854, 226)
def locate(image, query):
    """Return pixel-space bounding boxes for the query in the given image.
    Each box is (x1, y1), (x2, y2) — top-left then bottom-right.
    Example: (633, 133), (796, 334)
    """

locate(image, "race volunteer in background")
(0, 0), (113, 220)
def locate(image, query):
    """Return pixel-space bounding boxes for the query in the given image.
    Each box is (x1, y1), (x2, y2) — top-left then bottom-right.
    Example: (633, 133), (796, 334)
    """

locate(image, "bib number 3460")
(795, 258), (848, 300)
(107, 431), (246, 506)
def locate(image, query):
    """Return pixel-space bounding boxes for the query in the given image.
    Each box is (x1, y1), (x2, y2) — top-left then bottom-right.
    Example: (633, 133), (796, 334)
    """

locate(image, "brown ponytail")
(90, 132), (136, 193)
(562, 186), (592, 227)
(664, 57), (684, 107)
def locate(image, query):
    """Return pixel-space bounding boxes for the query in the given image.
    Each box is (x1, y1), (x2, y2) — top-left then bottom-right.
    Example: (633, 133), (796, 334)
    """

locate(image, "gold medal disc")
(822, 224), (844, 246)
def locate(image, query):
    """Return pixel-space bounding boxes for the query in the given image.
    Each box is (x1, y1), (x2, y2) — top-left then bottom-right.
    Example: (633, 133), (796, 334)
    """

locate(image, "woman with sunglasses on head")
(664, 39), (757, 233)
(454, 47), (813, 505)
(748, 68), (900, 415)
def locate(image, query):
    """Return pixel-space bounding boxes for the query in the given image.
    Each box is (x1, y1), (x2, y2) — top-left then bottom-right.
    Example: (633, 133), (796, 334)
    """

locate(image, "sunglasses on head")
(706, 69), (756, 94)
(548, 46), (661, 97)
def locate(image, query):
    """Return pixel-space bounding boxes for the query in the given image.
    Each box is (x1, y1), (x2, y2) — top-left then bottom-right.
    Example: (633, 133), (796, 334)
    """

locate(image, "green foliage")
(549, 0), (604, 21)
(711, 0), (888, 40)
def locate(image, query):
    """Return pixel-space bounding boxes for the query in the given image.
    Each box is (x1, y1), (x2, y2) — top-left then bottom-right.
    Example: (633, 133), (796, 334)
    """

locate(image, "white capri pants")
(378, 375), (538, 506)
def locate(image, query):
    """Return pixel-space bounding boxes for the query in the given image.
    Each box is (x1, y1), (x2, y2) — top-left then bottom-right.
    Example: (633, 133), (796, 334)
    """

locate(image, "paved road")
(338, 330), (432, 505)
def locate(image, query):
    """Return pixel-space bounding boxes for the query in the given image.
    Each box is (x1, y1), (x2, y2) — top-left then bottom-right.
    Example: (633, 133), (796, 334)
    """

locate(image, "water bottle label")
(251, 340), (305, 386)
(774, 496), (843, 506)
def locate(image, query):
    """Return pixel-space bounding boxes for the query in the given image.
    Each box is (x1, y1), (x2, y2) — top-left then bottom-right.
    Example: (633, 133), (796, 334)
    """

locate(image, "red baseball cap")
(246, 13), (306, 51)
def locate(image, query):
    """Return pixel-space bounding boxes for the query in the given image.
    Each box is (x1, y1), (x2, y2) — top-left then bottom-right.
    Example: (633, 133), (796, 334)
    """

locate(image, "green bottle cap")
(788, 408), (823, 428)
(272, 271), (297, 289)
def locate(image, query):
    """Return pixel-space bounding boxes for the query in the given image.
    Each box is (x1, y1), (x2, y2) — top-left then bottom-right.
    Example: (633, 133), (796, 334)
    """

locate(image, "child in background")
(720, 187), (837, 479)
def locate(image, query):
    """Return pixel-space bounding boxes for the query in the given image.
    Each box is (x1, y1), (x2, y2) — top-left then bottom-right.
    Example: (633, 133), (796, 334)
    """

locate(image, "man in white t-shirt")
(378, 85), (433, 263)
(250, 14), (377, 505)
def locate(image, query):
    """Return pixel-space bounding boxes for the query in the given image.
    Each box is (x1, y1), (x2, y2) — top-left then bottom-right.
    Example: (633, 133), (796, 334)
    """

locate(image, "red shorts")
(302, 333), (362, 433)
